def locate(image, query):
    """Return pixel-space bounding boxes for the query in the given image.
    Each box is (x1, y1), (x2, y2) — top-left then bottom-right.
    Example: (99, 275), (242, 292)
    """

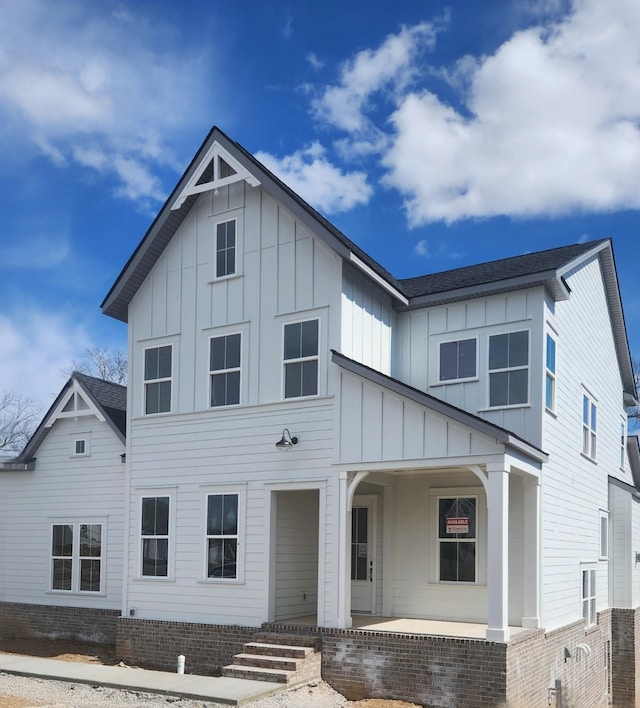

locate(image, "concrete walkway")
(0, 653), (283, 706)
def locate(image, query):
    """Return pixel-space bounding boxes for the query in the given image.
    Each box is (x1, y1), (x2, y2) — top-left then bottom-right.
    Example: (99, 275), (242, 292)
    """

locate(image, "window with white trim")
(144, 345), (172, 414)
(582, 393), (597, 460)
(141, 496), (170, 577)
(209, 333), (241, 407)
(72, 437), (90, 456)
(439, 338), (477, 382)
(621, 419), (627, 469)
(437, 496), (477, 582)
(283, 319), (319, 398)
(215, 219), (236, 278)
(488, 330), (529, 407)
(581, 566), (596, 627)
(51, 522), (103, 593)
(206, 493), (239, 579)
(545, 333), (556, 411)
(600, 511), (608, 560)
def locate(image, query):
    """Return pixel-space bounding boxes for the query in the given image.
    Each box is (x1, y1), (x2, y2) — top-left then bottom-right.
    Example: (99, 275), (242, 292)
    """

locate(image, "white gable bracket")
(171, 142), (261, 210)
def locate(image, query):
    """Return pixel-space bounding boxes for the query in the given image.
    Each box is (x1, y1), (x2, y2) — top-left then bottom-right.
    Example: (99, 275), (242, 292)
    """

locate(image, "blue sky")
(1, 0), (639, 411)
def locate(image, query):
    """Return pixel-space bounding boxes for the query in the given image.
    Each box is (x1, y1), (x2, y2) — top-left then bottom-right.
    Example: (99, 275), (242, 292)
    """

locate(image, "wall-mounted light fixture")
(275, 428), (298, 451)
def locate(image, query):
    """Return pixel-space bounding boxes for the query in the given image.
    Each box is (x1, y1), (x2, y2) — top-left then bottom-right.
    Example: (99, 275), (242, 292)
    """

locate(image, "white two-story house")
(2, 125), (640, 707)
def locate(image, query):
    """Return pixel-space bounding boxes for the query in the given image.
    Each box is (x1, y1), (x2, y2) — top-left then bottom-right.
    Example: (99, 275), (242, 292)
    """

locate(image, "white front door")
(350, 495), (377, 614)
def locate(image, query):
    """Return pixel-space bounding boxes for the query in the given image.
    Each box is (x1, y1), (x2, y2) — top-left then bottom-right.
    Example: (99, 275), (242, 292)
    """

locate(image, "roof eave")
(399, 270), (569, 311)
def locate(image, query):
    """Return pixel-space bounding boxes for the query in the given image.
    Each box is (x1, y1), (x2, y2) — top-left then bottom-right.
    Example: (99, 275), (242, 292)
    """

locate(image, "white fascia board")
(349, 253), (408, 305)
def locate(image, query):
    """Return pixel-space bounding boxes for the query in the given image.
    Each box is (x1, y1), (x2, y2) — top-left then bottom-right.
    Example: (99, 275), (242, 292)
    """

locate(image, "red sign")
(446, 517), (469, 534)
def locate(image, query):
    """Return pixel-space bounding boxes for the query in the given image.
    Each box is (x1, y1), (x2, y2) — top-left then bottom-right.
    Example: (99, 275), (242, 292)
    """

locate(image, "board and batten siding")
(124, 400), (338, 626)
(128, 183), (343, 418)
(540, 256), (625, 631)
(395, 289), (545, 447)
(0, 416), (124, 609)
(341, 264), (394, 375)
(337, 369), (505, 465)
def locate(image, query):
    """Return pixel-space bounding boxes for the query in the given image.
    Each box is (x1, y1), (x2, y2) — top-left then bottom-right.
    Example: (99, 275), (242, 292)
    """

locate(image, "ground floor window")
(437, 497), (477, 582)
(51, 522), (102, 593)
(141, 496), (170, 577)
(582, 566), (596, 627)
(206, 493), (239, 579)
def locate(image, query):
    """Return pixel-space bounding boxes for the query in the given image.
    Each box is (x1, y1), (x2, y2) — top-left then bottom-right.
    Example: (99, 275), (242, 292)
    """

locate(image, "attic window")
(72, 436), (90, 457)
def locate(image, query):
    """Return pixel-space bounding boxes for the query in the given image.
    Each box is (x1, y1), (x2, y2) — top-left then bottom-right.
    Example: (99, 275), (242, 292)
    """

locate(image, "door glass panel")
(351, 507), (368, 581)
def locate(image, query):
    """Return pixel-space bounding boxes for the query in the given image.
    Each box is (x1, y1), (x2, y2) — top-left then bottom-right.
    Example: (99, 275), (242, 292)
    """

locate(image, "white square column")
(522, 479), (541, 628)
(486, 464), (510, 642)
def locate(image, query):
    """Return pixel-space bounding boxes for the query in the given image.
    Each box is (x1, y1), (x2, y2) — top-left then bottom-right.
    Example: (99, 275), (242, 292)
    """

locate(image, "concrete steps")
(222, 633), (321, 685)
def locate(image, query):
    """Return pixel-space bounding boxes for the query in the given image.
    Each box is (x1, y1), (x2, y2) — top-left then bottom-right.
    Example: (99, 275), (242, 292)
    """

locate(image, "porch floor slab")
(277, 615), (531, 640)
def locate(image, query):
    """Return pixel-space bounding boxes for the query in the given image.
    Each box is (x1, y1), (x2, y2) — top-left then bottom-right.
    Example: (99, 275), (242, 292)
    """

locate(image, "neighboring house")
(2, 125), (640, 707)
(0, 372), (126, 644)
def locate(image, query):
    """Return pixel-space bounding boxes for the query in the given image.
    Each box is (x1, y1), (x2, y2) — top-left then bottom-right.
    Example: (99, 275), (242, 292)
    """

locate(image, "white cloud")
(256, 143), (373, 214)
(414, 239), (430, 256)
(0, 308), (92, 411)
(381, 0), (640, 223)
(312, 22), (439, 141)
(0, 0), (213, 206)
(307, 52), (324, 71)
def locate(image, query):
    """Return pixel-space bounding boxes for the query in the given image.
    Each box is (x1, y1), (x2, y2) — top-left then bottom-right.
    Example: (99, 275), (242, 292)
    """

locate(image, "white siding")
(540, 256), (624, 630)
(609, 482), (631, 607)
(395, 290), (544, 446)
(0, 416), (124, 609)
(341, 264), (395, 375)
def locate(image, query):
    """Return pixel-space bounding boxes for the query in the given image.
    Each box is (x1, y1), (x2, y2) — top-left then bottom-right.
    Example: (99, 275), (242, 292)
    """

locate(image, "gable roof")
(100, 126), (635, 406)
(101, 126), (406, 323)
(6, 372), (126, 467)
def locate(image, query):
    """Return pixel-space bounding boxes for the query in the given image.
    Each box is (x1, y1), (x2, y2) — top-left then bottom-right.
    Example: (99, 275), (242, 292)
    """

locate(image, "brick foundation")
(116, 618), (256, 674)
(115, 613), (618, 706)
(0, 602), (119, 644)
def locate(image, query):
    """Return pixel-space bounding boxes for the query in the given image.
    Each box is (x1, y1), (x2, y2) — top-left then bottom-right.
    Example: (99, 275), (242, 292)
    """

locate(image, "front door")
(351, 495), (376, 613)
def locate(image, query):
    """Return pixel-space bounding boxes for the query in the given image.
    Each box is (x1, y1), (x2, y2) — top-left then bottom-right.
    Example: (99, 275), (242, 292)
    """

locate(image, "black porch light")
(275, 428), (298, 451)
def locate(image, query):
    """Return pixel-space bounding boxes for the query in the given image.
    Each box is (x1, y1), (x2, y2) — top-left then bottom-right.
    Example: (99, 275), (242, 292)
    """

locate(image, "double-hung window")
(206, 493), (239, 579)
(283, 319), (319, 398)
(51, 523), (103, 593)
(210, 334), (241, 407)
(488, 330), (529, 407)
(545, 333), (556, 411)
(144, 345), (172, 414)
(438, 497), (477, 582)
(141, 496), (170, 577)
(439, 338), (476, 382)
(215, 219), (236, 278)
(581, 566), (596, 627)
(582, 393), (597, 460)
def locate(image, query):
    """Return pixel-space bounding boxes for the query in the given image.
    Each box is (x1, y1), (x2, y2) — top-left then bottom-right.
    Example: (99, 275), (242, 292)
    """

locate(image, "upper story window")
(51, 522), (103, 593)
(438, 496), (477, 583)
(439, 338), (477, 382)
(215, 219), (236, 278)
(600, 511), (608, 559)
(284, 319), (319, 398)
(141, 496), (170, 577)
(621, 419), (627, 469)
(488, 330), (529, 407)
(582, 393), (597, 460)
(210, 334), (241, 407)
(144, 345), (172, 415)
(545, 333), (556, 411)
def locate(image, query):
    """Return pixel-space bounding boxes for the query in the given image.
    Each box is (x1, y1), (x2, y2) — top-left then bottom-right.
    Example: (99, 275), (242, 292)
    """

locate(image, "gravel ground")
(0, 673), (350, 708)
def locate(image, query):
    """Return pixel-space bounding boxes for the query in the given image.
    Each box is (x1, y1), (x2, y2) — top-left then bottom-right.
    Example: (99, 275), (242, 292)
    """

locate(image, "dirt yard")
(0, 638), (420, 708)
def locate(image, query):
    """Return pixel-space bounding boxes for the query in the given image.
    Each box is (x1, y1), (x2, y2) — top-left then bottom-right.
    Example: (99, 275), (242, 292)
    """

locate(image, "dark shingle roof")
(74, 372), (127, 438)
(399, 240), (607, 298)
(8, 372), (127, 465)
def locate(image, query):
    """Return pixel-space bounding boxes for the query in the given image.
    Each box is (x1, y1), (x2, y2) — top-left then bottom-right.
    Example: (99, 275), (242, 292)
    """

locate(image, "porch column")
(522, 479), (541, 628)
(337, 472), (352, 628)
(486, 463), (510, 642)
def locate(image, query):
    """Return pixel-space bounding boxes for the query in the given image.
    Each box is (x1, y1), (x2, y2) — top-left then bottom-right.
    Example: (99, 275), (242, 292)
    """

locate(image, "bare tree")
(64, 346), (128, 385)
(0, 391), (41, 453)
